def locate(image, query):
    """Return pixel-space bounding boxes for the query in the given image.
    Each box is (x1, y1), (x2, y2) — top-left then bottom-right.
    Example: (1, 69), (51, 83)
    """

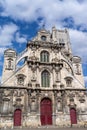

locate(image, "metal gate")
(40, 98), (52, 125)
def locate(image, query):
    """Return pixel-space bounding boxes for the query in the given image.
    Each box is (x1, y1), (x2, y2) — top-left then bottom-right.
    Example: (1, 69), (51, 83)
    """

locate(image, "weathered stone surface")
(0, 27), (87, 128)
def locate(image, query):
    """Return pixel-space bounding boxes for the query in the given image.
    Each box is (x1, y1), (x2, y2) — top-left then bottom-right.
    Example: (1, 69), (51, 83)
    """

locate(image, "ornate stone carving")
(75, 63), (81, 75)
(3, 89), (11, 97)
(14, 89), (24, 97)
(28, 82), (32, 87)
(52, 57), (60, 63)
(56, 100), (62, 112)
(67, 91), (75, 98)
(56, 92), (63, 112)
(79, 98), (85, 103)
(14, 97), (23, 107)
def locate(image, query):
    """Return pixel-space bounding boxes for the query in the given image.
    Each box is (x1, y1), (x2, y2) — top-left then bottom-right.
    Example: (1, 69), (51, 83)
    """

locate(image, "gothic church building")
(0, 27), (87, 128)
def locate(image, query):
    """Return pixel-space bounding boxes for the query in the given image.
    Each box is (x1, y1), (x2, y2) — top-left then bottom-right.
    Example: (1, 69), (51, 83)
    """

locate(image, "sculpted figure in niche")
(3, 100), (9, 114)
(75, 64), (81, 74)
(56, 92), (62, 112)
(57, 100), (62, 112)
(30, 98), (37, 112)
(30, 91), (37, 112)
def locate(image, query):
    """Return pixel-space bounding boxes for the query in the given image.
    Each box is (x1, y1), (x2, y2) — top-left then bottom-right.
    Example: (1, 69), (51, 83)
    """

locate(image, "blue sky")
(0, 0), (87, 86)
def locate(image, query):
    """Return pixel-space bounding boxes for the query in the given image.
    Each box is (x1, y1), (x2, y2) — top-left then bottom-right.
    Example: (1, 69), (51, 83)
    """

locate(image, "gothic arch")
(40, 67), (52, 73)
(40, 50), (49, 62)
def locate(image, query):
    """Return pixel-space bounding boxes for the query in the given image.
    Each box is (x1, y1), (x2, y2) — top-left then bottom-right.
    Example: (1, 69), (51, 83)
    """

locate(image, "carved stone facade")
(0, 27), (87, 128)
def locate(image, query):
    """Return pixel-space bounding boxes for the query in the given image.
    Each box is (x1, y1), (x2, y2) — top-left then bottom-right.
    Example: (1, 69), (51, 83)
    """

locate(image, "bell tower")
(2, 49), (16, 84)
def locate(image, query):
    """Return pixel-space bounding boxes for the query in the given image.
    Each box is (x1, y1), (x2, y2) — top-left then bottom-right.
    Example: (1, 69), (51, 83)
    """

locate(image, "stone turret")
(2, 49), (16, 83)
(52, 26), (72, 56)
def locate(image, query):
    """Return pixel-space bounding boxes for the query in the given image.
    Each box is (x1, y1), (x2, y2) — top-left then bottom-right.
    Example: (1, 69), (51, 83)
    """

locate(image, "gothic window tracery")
(40, 51), (49, 62)
(41, 70), (50, 87)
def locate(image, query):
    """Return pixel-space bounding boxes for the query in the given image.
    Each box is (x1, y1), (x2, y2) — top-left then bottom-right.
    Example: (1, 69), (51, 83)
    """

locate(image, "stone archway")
(14, 109), (22, 126)
(70, 108), (77, 124)
(40, 98), (52, 125)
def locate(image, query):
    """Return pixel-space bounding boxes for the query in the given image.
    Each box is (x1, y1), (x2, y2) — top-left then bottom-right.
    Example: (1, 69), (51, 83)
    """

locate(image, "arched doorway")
(40, 98), (52, 125)
(70, 108), (77, 124)
(14, 109), (22, 126)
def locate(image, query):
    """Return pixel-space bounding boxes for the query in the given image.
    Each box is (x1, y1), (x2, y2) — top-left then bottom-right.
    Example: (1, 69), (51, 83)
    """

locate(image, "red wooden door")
(70, 108), (77, 124)
(14, 109), (21, 126)
(40, 98), (52, 125)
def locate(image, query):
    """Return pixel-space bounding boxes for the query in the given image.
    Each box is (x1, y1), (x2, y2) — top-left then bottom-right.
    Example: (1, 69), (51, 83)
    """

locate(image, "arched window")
(40, 51), (49, 62)
(65, 76), (73, 87)
(41, 70), (50, 87)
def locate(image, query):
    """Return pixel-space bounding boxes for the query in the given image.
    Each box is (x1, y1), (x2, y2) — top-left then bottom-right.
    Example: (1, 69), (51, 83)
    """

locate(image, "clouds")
(0, 0), (87, 58)
(0, 0), (87, 28)
(0, 23), (27, 54)
(69, 29), (87, 59)
(0, 0), (87, 84)
(0, 0), (87, 59)
(0, 23), (18, 47)
(15, 32), (27, 44)
(0, 23), (27, 80)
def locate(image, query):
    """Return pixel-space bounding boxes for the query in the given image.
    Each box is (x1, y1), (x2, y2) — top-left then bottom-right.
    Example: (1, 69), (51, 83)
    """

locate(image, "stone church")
(0, 27), (87, 128)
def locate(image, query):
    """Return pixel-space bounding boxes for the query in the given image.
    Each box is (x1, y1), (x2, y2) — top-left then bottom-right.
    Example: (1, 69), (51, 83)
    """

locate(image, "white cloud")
(0, 0), (87, 61)
(0, 23), (27, 57)
(0, 23), (18, 47)
(15, 32), (27, 44)
(0, 0), (87, 62)
(0, 0), (87, 84)
(0, 47), (6, 53)
(1, 0), (87, 28)
(69, 29), (87, 62)
(0, 23), (18, 60)
(0, 47), (6, 56)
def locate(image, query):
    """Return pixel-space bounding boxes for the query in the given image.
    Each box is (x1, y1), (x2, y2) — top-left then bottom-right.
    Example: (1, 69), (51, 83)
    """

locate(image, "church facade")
(0, 27), (87, 128)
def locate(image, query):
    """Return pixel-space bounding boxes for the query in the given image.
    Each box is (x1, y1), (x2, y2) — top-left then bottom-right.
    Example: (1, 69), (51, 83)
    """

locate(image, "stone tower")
(2, 49), (16, 84)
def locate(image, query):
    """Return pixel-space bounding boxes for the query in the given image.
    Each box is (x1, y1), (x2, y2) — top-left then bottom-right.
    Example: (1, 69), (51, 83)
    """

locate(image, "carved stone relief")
(14, 89), (24, 97)
(75, 63), (81, 75)
(3, 89), (11, 97)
